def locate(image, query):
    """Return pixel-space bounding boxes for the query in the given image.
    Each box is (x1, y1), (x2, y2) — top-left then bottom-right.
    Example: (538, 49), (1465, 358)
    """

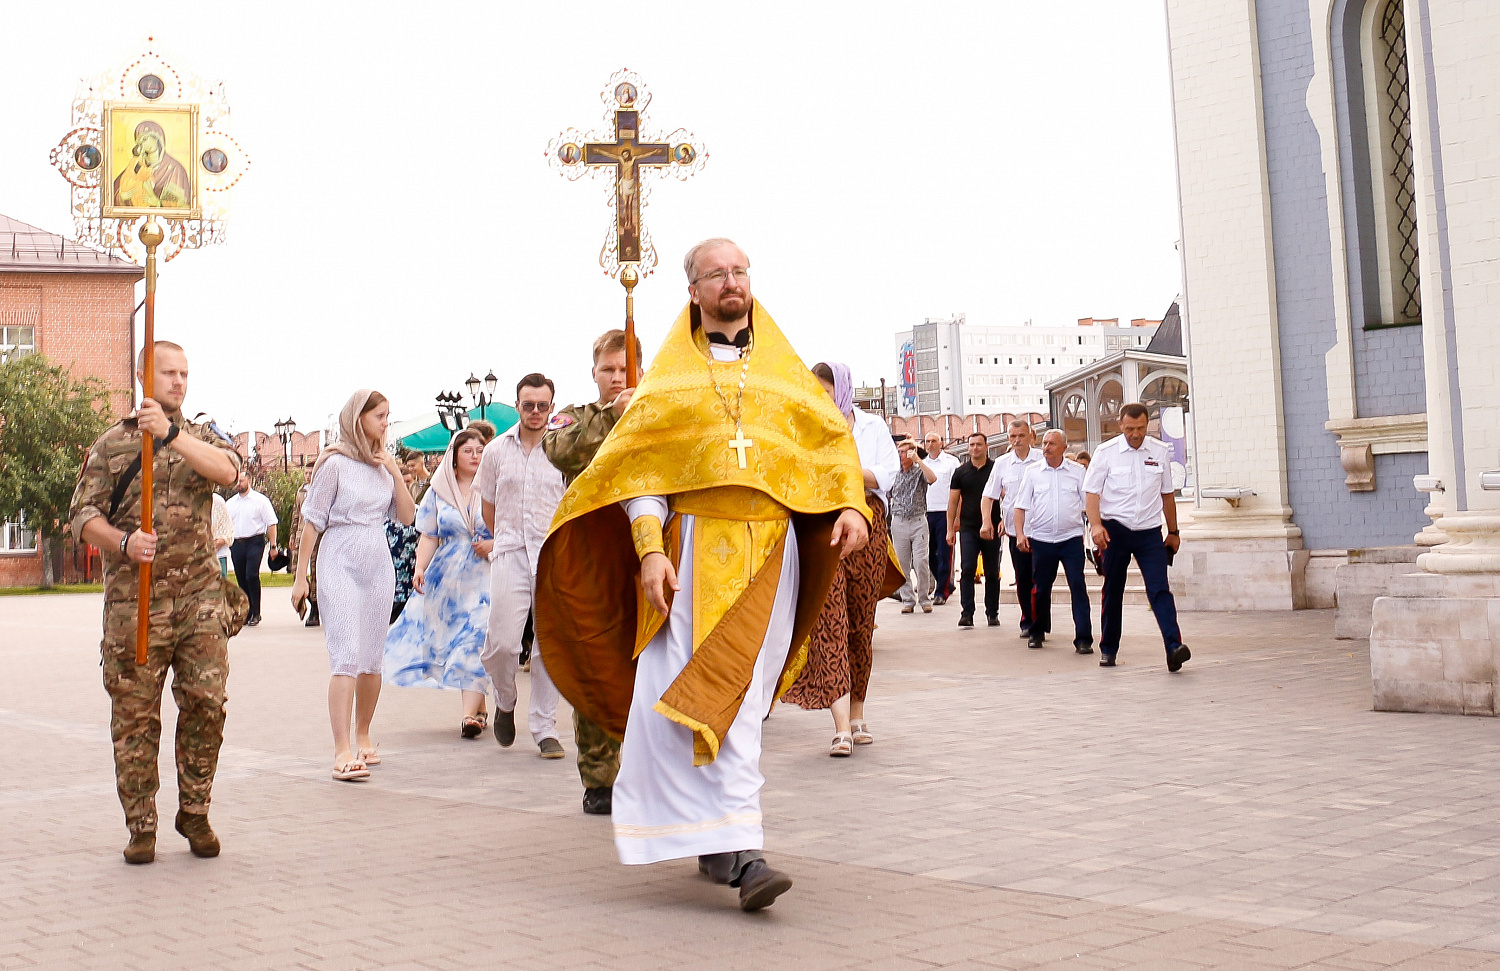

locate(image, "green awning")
(398, 402), (519, 453)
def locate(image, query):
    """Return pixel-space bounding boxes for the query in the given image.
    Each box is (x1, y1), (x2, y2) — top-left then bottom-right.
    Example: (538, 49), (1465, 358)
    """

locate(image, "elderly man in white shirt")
(1013, 429), (1093, 654)
(1082, 402), (1188, 671)
(979, 419), (1042, 638)
(921, 432), (960, 604)
(478, 374), (567, 757)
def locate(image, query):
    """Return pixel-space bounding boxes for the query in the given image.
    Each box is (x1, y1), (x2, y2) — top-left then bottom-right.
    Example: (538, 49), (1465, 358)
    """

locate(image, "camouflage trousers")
(292, 532), (322, 602)
(574, 711), (620, 790)
(101, 593), (230, 835)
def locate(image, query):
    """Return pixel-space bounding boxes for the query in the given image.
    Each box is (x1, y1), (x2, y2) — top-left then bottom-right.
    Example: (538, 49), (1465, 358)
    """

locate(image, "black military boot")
(175, 810), (220, 858)
(582, 786), (613, 815)
(123, 830), (155, 865)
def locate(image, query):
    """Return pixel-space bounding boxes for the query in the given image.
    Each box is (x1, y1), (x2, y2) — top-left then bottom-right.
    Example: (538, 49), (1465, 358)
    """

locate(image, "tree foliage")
(257, 467), (305, 548)
(0, 354), (113, 543)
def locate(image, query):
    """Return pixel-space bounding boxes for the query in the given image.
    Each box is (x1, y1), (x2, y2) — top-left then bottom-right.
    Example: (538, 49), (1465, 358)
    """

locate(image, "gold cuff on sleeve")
(631, 515), (665, 560)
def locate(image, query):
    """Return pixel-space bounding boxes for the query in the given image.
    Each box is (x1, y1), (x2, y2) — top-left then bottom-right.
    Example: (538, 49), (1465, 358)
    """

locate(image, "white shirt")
(980, 447), (1043, 536)
(225, 488), (277, 540)
(477, 423), (565, 572)
(1082, 434), (1175, 531)
(922, 450), (961, 513)
(211, 493), (234, 552)
(850, 408), (901, 506)
(1013, 459), (1087, 544)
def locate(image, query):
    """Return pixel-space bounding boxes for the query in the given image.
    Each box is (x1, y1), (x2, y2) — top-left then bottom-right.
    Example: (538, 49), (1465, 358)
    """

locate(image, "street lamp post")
(273, 417), (297, 471)
(435, 390), (468, 433)
(465, 370), (499, 422)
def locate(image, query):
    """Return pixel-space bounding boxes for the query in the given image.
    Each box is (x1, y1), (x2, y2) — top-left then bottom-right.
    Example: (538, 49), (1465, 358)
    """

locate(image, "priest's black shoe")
(1167, 643), (1192, 672)
(123, 830), (155, 865)
(1099, 654), (1117, 667)
(493, 709), (516, 747)
(174, 810), (220, 858)
(736, 859), (793, 912)
(582, 786), (613, 815)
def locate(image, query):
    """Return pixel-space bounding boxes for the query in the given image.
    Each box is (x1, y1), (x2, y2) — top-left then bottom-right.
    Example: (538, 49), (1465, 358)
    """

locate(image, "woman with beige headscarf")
(382, 427), (495, 738)
(290, 390), (416, 782)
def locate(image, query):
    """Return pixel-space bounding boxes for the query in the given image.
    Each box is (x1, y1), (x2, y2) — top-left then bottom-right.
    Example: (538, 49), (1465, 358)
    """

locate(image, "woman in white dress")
(291, 390), (416, 782)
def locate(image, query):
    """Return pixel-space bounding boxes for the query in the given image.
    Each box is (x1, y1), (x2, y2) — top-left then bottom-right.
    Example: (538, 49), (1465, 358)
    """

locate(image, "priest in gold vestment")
(536, 239), (871, 912)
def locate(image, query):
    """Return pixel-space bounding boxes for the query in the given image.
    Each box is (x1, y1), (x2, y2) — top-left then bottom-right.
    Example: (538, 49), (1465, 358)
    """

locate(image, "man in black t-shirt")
(945, 432), (1002, 629)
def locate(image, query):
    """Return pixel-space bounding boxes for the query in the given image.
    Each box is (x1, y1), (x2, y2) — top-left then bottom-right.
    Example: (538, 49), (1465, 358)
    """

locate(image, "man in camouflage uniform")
(71, 341), (242, 865)
(543, 328), (639, 816)
(289, 472), (321, 626)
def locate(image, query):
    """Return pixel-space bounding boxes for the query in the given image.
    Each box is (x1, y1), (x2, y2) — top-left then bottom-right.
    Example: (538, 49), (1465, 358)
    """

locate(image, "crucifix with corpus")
(549, 71), (705, 388)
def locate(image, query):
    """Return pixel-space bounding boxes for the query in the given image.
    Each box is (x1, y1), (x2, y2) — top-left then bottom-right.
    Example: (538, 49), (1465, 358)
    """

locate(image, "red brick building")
(1, 213), (142, 587)
(231, 429), (323, 469)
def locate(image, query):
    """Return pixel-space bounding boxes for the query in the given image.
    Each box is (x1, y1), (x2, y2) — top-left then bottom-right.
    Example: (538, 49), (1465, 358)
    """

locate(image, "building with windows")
(1, 213), (141, 586)
(894, 313), (1159, 417)
(1163, 0), (1500, 714)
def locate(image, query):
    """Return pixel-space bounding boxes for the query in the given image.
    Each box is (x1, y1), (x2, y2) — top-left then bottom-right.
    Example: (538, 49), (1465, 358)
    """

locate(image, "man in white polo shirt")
(226, 473), (278, 627)
(978, 419), (1042, 638)
(1082, 403), (1188, 671)
(1013, 429), (1093, 654)
(922, 432), (960, 605)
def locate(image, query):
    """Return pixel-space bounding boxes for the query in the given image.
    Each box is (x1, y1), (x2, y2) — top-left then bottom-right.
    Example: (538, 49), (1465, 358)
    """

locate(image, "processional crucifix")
(51, 39), (250, 663)
(549, 71), (705, 387)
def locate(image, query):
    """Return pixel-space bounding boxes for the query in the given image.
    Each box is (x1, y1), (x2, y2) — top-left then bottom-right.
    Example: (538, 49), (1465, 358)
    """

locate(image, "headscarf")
(429, 438), (484, 534)
(312, 389), (387, 476)
(817, 361), (854, 416)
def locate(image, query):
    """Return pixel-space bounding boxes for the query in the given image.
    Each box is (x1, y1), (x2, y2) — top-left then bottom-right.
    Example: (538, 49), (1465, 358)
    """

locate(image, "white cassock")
(612, 499), (801, 865)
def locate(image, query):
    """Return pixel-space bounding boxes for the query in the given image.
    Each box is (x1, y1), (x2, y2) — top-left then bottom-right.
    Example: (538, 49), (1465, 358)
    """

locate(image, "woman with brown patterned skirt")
(783, 363), (901, 757)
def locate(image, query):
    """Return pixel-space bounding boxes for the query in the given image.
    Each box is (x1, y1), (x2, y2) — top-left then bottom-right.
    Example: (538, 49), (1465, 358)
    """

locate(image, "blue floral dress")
(383, 489), (492, 693)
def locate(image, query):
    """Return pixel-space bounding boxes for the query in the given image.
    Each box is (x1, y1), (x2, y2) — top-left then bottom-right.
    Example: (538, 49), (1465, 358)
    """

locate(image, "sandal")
(851, 721), (874, 745)
(829, 732), (853, 758)
(333, 758), (370, 782)
(357, 745), (381, 766)
(461, 712), (488, 739)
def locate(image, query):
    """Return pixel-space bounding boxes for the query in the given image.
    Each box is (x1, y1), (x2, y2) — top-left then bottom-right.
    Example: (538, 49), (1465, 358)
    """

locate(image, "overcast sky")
(1, 1), (1182, 440)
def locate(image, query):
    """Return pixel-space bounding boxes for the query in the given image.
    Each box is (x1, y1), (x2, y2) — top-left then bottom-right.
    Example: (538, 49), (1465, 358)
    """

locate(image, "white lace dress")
(302, 454), (399, 676)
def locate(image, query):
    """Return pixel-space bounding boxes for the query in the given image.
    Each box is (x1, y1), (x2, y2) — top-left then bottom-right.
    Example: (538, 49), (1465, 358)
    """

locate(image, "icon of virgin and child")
(112, 120), (191, 210)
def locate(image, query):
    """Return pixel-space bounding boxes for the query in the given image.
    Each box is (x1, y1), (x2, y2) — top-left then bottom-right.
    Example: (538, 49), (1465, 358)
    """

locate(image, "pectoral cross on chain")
(728, 426), (755, 469)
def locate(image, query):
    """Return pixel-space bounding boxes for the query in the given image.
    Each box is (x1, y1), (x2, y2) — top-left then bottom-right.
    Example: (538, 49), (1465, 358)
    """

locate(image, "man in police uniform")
(542, 327), (639, 816)
(70, 341), (242, 864)
(1082, 402), (1189, 671)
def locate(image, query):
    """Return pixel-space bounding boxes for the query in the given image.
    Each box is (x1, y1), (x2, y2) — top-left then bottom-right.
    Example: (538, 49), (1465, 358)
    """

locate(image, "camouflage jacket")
(69, 413), (242, 603)
(542, 400), (618, 486)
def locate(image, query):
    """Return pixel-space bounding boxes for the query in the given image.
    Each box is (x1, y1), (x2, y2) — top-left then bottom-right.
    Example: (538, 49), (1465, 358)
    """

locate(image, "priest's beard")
(704, 290), (749, 328)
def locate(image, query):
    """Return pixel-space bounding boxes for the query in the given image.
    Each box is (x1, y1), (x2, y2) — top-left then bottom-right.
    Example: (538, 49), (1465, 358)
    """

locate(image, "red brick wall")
(889, 412), (1047, 443)
(0, 272), (138, 417)
(233, 429), (322, 468)
(0, 536), (101, 587)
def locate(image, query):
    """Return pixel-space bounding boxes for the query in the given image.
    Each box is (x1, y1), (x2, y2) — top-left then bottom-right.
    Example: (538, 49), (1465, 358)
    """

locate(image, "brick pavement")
(3, 592), (1500, 970)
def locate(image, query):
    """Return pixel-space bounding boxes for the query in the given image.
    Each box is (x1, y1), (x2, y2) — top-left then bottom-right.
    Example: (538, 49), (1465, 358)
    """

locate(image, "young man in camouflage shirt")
(70, 341), (242, 864)
(542, 328), (639, 816)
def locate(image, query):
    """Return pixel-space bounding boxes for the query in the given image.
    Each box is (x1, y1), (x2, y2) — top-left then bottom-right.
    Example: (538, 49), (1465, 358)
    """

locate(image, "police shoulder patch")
(546, 414), (576, 430)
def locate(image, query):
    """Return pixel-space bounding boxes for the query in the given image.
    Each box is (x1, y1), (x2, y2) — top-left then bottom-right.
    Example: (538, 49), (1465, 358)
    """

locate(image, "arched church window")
(1098, 380), (1123, 441)
(1063, 393), (1087, 446)
(1361, 0), (1421, 325)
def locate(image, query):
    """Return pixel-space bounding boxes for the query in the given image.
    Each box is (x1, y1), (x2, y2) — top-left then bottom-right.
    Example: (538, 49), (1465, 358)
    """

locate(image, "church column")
(1165, 0), (1307, 611)
(1370, 0), (1500, 715)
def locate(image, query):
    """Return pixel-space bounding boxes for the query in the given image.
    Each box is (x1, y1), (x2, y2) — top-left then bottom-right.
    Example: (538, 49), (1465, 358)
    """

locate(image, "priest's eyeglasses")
(694, 266), (751, 286)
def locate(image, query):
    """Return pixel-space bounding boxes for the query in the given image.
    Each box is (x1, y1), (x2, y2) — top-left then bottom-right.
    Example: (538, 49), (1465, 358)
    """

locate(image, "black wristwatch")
(1168, 530), (1179, 536)
(161, 423), (180, 446)
(119, 533), (130, 557)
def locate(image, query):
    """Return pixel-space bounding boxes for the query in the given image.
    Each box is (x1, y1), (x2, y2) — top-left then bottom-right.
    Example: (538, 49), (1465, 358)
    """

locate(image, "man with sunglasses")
(478, 373), (567, 760)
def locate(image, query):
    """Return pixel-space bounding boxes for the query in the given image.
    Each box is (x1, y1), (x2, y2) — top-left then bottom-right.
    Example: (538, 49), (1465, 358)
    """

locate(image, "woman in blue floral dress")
(384, 429), (495, 736)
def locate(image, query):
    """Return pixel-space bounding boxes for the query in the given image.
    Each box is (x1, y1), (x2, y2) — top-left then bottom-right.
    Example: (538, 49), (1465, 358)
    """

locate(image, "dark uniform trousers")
(958, 530), (1001, 619)
(1099, 519), (1181, 657)
(1007, 534), (1034, 632)
(926, 510), (953, 600)
(102, 590), (229, 835)
(1029, 535), (1092, 646)
(230, 535), (266, 617)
